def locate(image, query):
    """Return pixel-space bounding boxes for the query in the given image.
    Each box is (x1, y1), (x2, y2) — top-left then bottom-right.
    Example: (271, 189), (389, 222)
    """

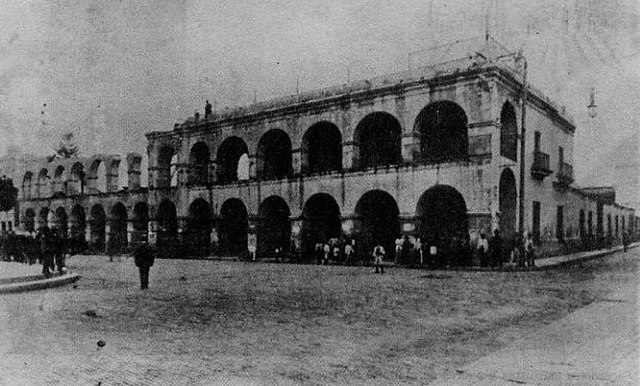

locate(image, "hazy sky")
(0, 0), (638, 185)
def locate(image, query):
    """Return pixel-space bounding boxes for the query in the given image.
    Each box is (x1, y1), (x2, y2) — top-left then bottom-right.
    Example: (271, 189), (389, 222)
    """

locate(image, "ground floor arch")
(354, 190), (400, 263)
(90, 204), (107, 252)
(257, 196), (291, 259)
(24, 208), (36, 232)
(157, 199), (178, 258)
(70, 205), (86, 244)
(54, 207), (68, 237)
(301, 193), (341, 260)
(109, 203), (128, 254)
(219, 198), (248, 256)
(499, 168), (517, 240)
(187, 198), (213, 257)
(38, 207), (49, 229)
(132, 202), (149, 244)
(416, 185), (469, 265)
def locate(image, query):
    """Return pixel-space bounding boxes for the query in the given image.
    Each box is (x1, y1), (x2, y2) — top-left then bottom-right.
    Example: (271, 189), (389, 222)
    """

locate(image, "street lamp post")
(518, 56), (528, 240)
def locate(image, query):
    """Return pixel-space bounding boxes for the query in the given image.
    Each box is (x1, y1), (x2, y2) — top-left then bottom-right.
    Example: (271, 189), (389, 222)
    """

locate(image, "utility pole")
(518, 56), (528, 239)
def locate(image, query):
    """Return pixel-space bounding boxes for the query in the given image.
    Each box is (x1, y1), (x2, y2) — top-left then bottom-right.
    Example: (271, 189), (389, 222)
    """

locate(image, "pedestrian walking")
(344, 242), (354, 265)
(524, 233), (536, 267)
(373, 243), (385, 274)
(476, 233), (489, 267)
(323, 242), (331, 265)
(38, 226), (54, 278)
(489, 229), (503, 268)
(314, 242), (324, 265)
(133, 242), (155, 290)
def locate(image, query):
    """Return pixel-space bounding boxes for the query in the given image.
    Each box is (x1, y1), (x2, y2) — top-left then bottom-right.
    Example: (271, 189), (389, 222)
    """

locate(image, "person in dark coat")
(489, 229), (503, 268)
(38, 226), (55, 278)
(133, 242), (155, 289)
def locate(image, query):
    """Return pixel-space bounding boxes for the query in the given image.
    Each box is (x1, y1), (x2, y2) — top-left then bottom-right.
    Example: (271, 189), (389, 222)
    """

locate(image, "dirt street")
(0, 249), (637, 385)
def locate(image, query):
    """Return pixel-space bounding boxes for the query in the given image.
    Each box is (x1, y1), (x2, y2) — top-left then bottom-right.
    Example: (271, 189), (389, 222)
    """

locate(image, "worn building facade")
(9, 42), (637, 261)
(142, 44), (635, 260)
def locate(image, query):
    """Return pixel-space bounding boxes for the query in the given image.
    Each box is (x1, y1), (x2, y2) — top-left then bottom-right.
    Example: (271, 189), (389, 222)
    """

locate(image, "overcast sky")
(0, 0), (638, 185)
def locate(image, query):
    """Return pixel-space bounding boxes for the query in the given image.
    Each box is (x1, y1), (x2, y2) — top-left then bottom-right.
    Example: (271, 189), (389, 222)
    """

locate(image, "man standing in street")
(489, 229), (503, 268)
(373, 242), (385, 274)
(133, 242), (155, 290)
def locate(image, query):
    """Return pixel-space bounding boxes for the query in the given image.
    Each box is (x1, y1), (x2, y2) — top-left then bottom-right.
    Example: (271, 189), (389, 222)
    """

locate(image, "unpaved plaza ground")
(0, 249), (638, 385)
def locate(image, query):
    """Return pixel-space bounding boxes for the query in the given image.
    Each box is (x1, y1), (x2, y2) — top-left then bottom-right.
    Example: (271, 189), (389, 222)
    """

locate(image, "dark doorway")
(415, 101), (468, 163)
(256, 129), (292, 180)
(110, 203), (128, 254)
(54, 207), (68, 237)
(188, 199), (213, 257)
(500, 102), (518, 161)
(24, 208), (35, 232)
(157, 200), (178, 258)
(354, 112), (402, 169)
(219, 199), (248, 256)
(499, 168), (517, 239)
(70, 205), (86, 243)
(132, 202), (149, 244)
(416, 185), (468, 249)
(302, 122), (342, 174)
(38, 207), (49, 229)
(216, 136), (249, 183)
(189, 142), (210, 186)
(354, 190), (400, 262)
(257, 196), (291, 259)
(90, 204), (106, 252)
(301, 194), (341, 260)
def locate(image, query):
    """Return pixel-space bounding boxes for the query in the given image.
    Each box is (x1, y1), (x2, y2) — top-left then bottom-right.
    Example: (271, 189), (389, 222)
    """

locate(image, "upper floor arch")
(414, 101), (469, 164)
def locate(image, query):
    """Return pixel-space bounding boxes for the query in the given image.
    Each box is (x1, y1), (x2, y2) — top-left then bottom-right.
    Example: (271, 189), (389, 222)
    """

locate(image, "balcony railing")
(531, 151), (552, 180)
(557, 162), (574, 185)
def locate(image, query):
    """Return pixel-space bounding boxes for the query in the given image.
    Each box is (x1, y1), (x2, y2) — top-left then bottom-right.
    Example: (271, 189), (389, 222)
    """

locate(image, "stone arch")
(88, 159), (107, 193)
(416, 185), (469, 254)
(70, 204), (86, 242)
(217, 136), (250, 183)
(53, 166), (66, 194)
(38, 207), (49, 229)
(353, 112), (402, 169)
(187, 198), (213, 257)
(415, 101), (469, 163)
(257, 196), (291, 258)
(22, 171), (33, 200)
(157, 199), (178, 257)
(132, 202), (149, 243)
(23, 208), (36, 232)
(37, 168), (50, 198)
(68, 162), (85, 195)
(302, 121), (342, 174)
(189, 142), (211, 187)
(498, 168), (517, 240)
(54, 206), (68, 236)
(109, 203), (128, 254)
(219, 198), (248, 256)
(155, 145), (175, 189)
(89, 204), (106, 252)
(354, 190), (400, 263)
(500, 102), (518, 161)
(301, 193), (341, 260)
(256, 129), (292, 180)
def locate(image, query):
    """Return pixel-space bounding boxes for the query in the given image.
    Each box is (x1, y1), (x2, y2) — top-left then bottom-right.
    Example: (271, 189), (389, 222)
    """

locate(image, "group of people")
(475, 230), (536, 269)
(0, 226), (70, 278)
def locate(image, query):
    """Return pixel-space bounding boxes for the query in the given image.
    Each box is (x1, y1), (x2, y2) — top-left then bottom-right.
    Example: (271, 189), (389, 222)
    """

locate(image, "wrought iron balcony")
(531, 151), (552, 180)
(557, 162), (574, 186)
